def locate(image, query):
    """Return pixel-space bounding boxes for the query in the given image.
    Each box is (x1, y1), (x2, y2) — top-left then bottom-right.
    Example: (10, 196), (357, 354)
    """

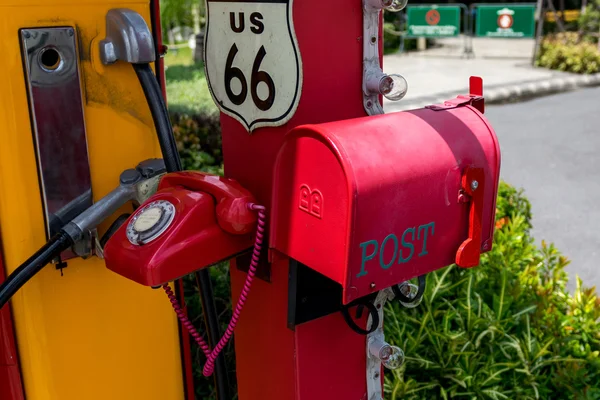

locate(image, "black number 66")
(224, 44), (276, 111)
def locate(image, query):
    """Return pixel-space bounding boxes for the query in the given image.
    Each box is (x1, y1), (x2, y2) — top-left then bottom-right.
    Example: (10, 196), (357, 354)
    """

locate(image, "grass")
(164, 46), (218, 115)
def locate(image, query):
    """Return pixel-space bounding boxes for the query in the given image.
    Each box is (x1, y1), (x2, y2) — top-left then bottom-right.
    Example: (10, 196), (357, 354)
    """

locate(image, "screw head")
(366, 100), (373, 108)
(370, 282), (376, 289)
(471, 180), (479, 191)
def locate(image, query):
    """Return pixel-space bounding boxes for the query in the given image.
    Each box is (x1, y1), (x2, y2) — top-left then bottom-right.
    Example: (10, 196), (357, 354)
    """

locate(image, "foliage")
(384, 182), (600, 399)
(165, 49), (218, 116)
(536, 32), (600, 74)
(579, 0), (600, 41)
(384, 22), (403, 54)
(165, 46), (196, 67)
(171, 112), (222, 173)
(383, 13), (435, 55)
(160, 0), (196, 35)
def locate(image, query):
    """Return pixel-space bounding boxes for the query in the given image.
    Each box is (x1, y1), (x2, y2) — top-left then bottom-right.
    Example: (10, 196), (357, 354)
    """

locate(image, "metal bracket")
(365, 288), (394, 400)
(100, 9), (156, 65)
(362, 0), (409, 115)
(362, 1), (385, 116)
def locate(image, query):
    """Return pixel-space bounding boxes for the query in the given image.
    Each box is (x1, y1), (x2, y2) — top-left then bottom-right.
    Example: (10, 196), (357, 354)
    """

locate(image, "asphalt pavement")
(484, 87), (600, 291)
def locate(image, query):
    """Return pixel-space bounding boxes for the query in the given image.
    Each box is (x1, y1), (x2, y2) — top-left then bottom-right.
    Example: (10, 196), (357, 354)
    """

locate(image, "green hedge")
(172, 116), (599, 399)
(171, 112), (223, 174)
(536, 32), (600, 74)
(385, 184), (600, 399)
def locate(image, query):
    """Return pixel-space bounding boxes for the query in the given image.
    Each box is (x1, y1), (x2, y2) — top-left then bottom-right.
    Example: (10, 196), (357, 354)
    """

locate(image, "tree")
(160, 0), (196, 43)
(578, 0), (600, 48)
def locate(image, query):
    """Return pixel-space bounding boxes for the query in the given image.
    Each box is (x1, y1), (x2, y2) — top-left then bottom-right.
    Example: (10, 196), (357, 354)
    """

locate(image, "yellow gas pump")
(0, 1), (186, 398)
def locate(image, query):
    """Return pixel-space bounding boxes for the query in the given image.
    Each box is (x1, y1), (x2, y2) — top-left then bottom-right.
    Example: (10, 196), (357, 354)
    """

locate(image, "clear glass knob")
(370, 339), (406, 370)
(382, 0), (409, 12)
(379, 344), (405, 369)
(379, 74), (408, 101)
(397, 282), (423, 308)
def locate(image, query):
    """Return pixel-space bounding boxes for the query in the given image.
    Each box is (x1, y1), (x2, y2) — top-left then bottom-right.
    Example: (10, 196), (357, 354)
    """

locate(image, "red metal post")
(221, 0), (377, 398)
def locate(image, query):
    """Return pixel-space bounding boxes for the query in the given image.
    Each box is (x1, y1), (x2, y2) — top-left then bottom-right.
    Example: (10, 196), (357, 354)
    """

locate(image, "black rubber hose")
(133, 62), (229, 398)
(0, 230), (73, 309)
(99, 214), (131, 248)
(132, 63), (182, 173)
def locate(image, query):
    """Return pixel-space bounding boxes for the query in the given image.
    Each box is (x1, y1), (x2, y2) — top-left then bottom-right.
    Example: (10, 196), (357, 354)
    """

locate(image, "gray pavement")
(382, 37), (598, 112)
(483, 87), (600, 292)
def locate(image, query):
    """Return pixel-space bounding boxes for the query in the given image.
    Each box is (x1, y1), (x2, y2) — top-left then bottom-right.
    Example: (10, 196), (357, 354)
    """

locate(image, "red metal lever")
(456, 166), (485, 268)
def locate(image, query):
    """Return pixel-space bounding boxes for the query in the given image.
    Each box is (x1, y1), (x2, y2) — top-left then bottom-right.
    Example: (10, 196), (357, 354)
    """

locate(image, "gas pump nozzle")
(0, 159), (166, 309)
(62, 159), (166, 245)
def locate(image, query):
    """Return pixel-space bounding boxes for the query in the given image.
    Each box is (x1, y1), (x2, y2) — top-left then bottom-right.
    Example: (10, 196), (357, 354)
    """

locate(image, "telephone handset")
(104, 171), (258, 287)
(158, 171), (257, 235)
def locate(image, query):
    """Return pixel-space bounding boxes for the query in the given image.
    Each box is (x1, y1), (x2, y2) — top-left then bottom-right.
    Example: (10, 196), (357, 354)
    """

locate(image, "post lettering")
(355, 220), (437, 278)
(418, 222), (435, 257)
(399, 228), (415, 263)
(357, 240), (378, 277)
(379, 234), (398, 269)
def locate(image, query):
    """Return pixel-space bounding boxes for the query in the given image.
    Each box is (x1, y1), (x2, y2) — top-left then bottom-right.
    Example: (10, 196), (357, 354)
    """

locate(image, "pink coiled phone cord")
(162, 203), (266, 377)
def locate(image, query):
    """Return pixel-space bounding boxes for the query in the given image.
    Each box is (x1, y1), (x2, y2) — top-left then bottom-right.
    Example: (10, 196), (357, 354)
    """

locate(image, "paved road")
(484, 87), (600, 292)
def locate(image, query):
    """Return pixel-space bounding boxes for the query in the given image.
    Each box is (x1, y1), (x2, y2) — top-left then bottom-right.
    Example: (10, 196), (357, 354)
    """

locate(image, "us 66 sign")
(204, 0), (303, 132)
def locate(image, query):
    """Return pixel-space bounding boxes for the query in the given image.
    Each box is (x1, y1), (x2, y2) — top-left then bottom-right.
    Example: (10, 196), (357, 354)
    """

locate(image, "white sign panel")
(204, 0), (302, 132)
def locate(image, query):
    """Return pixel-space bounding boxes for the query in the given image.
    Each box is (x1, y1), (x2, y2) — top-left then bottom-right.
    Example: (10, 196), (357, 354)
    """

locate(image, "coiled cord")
(163, 203), (266, 377)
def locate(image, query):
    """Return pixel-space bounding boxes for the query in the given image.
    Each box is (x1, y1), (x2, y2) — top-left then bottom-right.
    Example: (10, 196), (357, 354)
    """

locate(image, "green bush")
(536, 33), (600, 74)
(384, 182), (600, 399)
(579, 0), (600, 42)
(164, 50), (218, 116)
(171, 112), (223, 174)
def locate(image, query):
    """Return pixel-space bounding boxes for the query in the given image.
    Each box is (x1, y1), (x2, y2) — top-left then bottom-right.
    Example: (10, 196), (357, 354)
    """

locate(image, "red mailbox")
(271, 104), (501, 304)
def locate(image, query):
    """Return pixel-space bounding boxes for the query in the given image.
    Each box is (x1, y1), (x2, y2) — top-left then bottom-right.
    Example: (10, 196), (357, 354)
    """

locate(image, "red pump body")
(104, 172), (257, 286)
(271, 105), (501, 304)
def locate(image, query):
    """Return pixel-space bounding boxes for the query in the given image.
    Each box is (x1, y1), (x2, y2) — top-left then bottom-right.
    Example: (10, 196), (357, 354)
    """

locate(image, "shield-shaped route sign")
(204, 0), (303, 132)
